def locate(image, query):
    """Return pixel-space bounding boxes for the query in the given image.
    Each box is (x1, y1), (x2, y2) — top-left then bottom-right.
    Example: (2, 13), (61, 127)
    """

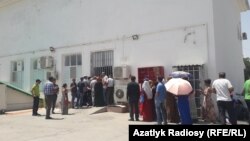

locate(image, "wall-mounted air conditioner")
(113, 65), (130, 79)
(38, 56), (54, 69)
(114, 85), (127, 104)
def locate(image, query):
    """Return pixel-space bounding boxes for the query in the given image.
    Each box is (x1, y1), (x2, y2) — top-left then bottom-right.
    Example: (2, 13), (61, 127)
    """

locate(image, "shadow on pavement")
(46, 117), (64, 120)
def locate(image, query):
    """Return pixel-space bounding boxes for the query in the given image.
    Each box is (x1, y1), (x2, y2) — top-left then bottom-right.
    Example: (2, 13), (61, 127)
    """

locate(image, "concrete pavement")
(0, 107), (151, 141)
(0, 107), (248, 141)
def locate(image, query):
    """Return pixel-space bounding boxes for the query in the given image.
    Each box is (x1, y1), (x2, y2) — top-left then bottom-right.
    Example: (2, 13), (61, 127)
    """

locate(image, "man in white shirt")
(106, 75), (115, 105)
(101, 72), (108, 105)
(212, 72), (236, 125)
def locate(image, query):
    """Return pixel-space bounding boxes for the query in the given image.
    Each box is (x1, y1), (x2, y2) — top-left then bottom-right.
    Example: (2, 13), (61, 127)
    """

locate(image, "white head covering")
(142, 80), (153, 99)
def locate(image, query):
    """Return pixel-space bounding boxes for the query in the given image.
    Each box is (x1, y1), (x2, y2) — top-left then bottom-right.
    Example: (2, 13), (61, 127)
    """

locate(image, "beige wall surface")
(0, 84), (6, 110)
(6, 87), (33, 111)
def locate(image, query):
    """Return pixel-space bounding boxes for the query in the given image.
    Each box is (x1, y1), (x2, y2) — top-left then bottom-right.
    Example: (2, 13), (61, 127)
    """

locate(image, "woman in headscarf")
(94, 77), (105, 107)
(140, 78), (154, 121)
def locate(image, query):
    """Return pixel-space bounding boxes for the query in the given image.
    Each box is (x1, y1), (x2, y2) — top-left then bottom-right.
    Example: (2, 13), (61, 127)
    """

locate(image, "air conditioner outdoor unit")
(113, 65), (130, 79)
(16, 61), (23, 71)
(38, 56), (54, 69)
(114, 85), (127, 104)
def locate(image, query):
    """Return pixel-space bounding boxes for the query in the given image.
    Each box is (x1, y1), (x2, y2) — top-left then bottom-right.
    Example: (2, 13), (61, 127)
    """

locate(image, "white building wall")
(212, 0), (245, 93)
(0, 0), (211, 55)
(0, 0), (246, 94)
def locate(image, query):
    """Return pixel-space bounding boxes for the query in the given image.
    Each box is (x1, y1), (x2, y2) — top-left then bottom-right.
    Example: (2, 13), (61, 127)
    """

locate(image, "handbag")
(139, 94), (144, 103)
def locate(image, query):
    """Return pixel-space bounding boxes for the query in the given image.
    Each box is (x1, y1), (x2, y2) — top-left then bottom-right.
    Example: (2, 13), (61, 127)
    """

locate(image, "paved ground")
(0, 107), (248, 141)
(0, 107), (153, 141)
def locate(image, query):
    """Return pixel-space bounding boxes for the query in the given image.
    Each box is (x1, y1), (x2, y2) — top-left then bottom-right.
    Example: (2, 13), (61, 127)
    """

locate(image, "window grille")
(91, 50), (113, 77)
(172, 65), (204, 119)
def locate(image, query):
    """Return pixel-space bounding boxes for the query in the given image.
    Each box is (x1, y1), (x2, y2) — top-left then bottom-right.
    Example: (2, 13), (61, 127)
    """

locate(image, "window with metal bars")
(91, 50), (113, 77)
(172, 65), (204, 119)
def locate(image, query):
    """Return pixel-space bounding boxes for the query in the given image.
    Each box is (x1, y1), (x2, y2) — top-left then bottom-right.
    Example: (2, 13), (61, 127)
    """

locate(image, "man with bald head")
(212, 72), (236, 125)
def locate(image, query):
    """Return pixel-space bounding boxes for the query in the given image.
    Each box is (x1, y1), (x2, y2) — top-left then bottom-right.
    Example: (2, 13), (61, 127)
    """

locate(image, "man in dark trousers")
(31, 79), (41, 116)
(77, 77), (85, 108)
(127, 76), (140, 121)
(212, 72), (236, 125)
(51, 78), (59, 114)
(70, 78), (78, 108)
(44, 76), (55, 119)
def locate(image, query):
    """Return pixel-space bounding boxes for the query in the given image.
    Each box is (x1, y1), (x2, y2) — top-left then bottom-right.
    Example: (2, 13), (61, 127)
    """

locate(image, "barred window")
(91, 50), (113, 76)
(172, 65), (204, 119)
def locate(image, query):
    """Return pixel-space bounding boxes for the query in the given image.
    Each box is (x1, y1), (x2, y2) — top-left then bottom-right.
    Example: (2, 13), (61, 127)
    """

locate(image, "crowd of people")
(127, 75), (190, 125)
(30, 72), (115, 119)
(30, 71), (250, 125)
(127, 72), (250, 125)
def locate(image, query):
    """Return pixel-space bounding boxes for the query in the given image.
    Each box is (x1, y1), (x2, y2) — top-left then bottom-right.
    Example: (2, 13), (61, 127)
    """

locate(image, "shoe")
(162, 122), (168, 125)
(45, 117), (53, 119)
(52, 112), (55, 114)
(136, 119), (140, 121)
(128, 119), (134, 121)
(36, 113), (41, 116)
(32, 114), (37, 116)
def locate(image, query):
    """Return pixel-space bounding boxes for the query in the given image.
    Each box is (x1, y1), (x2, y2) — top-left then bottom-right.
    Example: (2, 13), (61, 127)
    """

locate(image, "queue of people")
(127, 75), (193, 125)
(31, 72), (115, 120)
(31, 71), (250, 125)
(127, 71), (250, 125)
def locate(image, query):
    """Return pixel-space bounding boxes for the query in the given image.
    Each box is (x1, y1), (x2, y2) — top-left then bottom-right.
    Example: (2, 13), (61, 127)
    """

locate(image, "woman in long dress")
(61, 83), (69, 115)
(177, 95), (192, 124)
(202, 79), (216, 123)
(94, 77), (105, 107)
(176, 77), (192, 125)
(140, 79), (154, 121)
